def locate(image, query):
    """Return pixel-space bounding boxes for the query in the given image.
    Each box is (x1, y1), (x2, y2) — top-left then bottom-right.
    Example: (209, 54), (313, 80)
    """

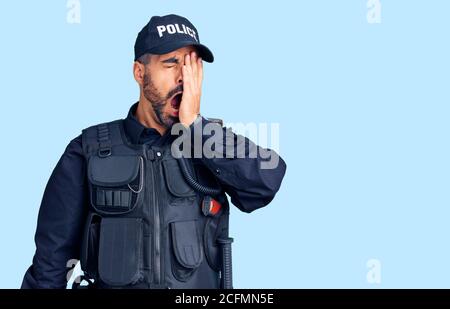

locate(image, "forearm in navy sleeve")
(189, 116), (287, 213)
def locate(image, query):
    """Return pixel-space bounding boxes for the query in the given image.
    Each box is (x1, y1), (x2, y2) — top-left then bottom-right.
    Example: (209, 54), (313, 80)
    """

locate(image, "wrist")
(181, 113), (201, 128)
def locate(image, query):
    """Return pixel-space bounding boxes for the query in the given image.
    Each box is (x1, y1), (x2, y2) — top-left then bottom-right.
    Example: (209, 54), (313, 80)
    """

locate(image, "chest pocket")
(87, 155), (144, 214)
(162, 159), (196, 205)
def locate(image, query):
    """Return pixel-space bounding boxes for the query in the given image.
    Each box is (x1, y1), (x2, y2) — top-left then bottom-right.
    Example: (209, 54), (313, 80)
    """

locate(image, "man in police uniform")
(22, 14), (286, 289)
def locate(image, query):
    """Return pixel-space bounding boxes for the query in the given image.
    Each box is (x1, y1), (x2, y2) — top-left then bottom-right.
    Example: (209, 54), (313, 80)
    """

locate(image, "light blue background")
(0, 0), (449, 288)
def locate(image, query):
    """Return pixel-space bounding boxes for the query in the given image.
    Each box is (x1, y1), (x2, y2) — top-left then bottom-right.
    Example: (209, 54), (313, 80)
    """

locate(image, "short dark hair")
(136, 53), (152, 65)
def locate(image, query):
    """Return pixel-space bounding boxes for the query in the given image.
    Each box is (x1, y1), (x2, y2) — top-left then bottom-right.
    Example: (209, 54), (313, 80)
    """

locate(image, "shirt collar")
(123, 102), (162, 145)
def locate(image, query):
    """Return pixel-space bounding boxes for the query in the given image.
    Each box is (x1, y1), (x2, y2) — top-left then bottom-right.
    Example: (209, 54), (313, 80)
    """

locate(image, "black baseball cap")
(134, 14), (214, 63)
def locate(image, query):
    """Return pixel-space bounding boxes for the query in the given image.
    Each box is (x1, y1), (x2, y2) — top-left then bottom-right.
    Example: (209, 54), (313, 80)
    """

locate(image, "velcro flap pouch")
(87, 156), (143, 211)
(162, 160), (195, 197)
(88, 156), (140, 186)
(170, 220), (203, 269)
(98, 217), (144, 286)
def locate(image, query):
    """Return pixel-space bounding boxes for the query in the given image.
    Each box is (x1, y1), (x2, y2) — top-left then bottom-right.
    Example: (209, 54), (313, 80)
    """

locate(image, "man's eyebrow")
(161, 57), (179, 64)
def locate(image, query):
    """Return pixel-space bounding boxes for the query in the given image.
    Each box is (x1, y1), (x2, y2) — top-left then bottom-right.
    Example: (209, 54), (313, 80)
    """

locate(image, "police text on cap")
(156, 24), (198, 42)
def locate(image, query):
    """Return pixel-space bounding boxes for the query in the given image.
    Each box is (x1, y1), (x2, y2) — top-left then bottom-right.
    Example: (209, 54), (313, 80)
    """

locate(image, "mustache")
(166, 85), (183, 100)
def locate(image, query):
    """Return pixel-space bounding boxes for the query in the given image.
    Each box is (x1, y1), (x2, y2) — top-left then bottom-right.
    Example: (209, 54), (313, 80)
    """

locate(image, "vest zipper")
(151, 155), (161, 285)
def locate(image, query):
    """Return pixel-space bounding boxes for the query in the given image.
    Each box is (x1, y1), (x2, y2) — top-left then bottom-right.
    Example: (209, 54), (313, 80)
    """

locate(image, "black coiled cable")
(177, 156), (222, 196)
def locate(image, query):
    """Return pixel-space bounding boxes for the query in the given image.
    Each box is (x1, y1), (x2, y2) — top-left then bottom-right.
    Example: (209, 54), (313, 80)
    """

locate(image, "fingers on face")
(191, 52), (198, 78)
(183, 52), (203, 92)
(198, 57), (203, 83)
(185, 53), (191, 67)
(182, 65), (191, 90)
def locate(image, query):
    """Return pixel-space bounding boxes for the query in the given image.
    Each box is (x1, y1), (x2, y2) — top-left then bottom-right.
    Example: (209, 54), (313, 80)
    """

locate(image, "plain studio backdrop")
(0, 0), (449, 288)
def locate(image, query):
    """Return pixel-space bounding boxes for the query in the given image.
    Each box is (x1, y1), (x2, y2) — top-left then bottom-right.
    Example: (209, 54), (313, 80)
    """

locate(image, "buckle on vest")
(98, 147), (112, 158)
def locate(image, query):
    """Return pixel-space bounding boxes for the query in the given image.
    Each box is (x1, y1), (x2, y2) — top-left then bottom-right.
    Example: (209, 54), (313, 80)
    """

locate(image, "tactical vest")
(78, 119), (231, 289)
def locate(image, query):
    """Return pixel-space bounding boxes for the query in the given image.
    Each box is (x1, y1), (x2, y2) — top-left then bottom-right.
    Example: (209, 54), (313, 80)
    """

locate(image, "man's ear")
(133, 61), (145, 86)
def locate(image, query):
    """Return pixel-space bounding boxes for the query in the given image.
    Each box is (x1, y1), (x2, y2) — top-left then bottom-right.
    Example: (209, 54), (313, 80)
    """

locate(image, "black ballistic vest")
(79, 120), (230, 288)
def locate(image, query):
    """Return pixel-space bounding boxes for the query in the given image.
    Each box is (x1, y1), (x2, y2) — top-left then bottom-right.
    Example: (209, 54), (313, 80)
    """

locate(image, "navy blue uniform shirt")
(21, 103), (286, 288)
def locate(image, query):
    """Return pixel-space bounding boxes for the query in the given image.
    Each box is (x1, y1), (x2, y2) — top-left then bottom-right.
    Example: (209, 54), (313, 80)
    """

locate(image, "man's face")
(139, 46), (197, 129)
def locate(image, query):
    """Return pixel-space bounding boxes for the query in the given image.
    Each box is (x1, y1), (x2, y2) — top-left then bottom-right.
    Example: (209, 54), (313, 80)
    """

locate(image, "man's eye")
(165, 65), (176, 69)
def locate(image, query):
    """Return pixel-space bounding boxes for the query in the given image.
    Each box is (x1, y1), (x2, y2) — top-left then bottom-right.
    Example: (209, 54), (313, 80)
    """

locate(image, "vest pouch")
(80, 212), (101, 279)
(88, 155), (144, 214)
(162, 159), (196, 205)
(98, 217), (144, 287)
(203, 217), (224, 272)
(170, 220), (203, 282)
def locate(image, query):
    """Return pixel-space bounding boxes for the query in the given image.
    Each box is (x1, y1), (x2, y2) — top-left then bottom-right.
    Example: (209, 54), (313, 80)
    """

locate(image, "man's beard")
(142, 72), (182, 129)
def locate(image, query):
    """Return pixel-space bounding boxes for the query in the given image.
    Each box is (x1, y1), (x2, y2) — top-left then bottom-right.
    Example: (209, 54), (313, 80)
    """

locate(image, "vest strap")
(82, 119), (125, 158)
(97, 123), (112, 157)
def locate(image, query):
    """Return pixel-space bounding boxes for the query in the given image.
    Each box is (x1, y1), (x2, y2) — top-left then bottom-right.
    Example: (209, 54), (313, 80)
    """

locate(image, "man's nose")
(177, 70), (183, 85)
